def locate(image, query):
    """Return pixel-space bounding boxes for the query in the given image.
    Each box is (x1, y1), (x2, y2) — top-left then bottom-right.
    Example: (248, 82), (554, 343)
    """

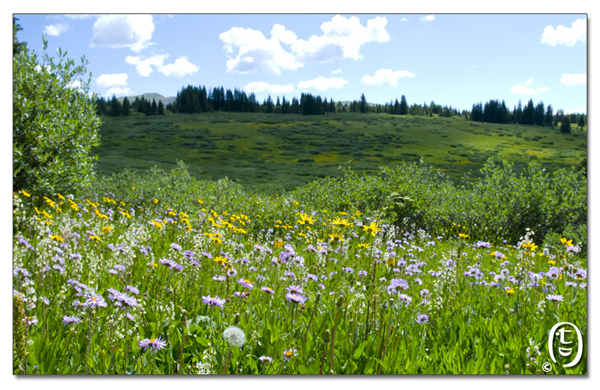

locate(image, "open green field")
(94, 112), (587, 191)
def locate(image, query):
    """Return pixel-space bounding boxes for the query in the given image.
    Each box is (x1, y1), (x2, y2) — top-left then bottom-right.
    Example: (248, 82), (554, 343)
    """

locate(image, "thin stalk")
(378, 301), (395, 374)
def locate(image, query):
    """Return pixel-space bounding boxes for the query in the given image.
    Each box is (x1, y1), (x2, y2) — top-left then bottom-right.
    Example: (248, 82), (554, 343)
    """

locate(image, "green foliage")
(294, 159), (587, 249)
(13, 34), (101, 196)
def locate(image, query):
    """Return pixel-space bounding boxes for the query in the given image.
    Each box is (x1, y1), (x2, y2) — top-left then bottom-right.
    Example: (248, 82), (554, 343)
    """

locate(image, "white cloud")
(44, 23), (69, 36)
(125, 54), (199, 77)
(511, 79), (549, 95)
(125, 54), (167, 76)
(67, 79), (82, 90)
(401, 18), (408, 22)
(331, 68), (343, 75)
(298, 77), (347, 91)
(292, 15), (390, 64)
(90, 15), (155, 52)
(220, 26), (301, 75)
(421, 15), (435, 22)
(220, 15), (390, 75)
(160, 57), (199, 77)
(243, 82), (294, 94)
(361, 69), (415, 87)
(564, 108), (586, 114)
(541, 18), (586, 46)
(561, 73), (586, 87)
(97, 73), (128, 88)
(104, 87), (133, 97)
(510, 85), (537, 95)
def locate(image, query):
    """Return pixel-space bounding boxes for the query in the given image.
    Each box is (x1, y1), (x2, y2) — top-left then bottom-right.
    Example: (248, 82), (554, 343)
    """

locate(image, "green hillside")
(94, 111), (587, 191)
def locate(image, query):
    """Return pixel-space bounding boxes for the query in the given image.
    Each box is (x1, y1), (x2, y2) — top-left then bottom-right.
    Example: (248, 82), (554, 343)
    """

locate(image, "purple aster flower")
(237, 278), (254, 290)
(358, 270), (368, 277)
(213, 275), (226, 282)
(398, 294), (412, 306)
(107, 244), (116, 252)
(227, 268), (238, 278)
(261, 286), (275, 294)
(109, 269), (118, 275)
(126, 285), (139, 295)
(171, 243), (182, 251)
(233, 292), (243, 298)
(419, 289), (429, 297)
(546, 267), (559, 279)
(547, 294), (564, 302)
(70, 253), (82, 260)
(53, 264), (65, 273)
(25, 316), (38, 325)
(126, 313), (135, 322)
(476, 241), (492, 248)
(286, 293), (307, 304)
(201, 252), (212, 259)
(283, 348), (298, 361)
(416, 314), (429, 324)
(202, 296), (226, 309)
(139, 337), (167, 351)
(574, 269), (587, 280)
(85, 293), (107, 308)
(259, 355), (273, 363)
(387, 278), (409, 295)
(287, 285), (304, 295)
(62, 316), (80, 325)
(379, 277), (387, 282)
(40, 296), (50, 305)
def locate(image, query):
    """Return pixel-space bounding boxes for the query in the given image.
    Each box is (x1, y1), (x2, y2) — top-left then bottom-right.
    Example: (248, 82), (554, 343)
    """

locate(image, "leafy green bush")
(13, 32), (101, 197)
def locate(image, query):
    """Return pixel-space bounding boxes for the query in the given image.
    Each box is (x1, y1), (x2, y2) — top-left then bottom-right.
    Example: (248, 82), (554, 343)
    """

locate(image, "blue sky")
(15, 14), (587, 113)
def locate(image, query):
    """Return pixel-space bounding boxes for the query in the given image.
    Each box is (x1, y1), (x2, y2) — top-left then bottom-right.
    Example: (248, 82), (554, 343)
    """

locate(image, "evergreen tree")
(151, 99), (158, 115)
(122, 97), (131, 116)
(158, 100), (165, 115)
(399, 95), (408, 115)
(359, 93), (368, 113)
(578, 115), (585, 129)
(109, 95), (121, 117)
(545, 105), (554, 127)
(560, 116), (571, 133)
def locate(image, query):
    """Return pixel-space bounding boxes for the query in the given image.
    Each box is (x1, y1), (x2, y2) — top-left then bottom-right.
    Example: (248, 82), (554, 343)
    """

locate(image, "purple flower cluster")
(202, 295), (226, 308)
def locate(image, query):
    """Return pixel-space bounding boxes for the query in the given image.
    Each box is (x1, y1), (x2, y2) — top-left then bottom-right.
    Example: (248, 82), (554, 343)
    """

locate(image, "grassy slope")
(93, 112), (587, 191)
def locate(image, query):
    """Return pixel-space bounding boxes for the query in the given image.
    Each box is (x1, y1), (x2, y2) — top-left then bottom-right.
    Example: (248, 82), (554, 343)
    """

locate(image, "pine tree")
(109, 95), (121, 117)
(399, 95), (408, 115)
(122, 97), (131, 116)
(158, 100), (165, 115)
(359, 93), (368, 113)
(560, 116), (571, 133)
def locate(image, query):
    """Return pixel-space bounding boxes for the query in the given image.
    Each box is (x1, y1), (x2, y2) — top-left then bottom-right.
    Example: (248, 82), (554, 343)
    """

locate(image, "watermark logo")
(547, 322), (583, 369)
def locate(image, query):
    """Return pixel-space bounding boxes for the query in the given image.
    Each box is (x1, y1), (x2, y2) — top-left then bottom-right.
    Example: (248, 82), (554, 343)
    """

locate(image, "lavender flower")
(387, 278), (409, 295)
(283, 348), (298, 361)
(416, 314), (429, 324)
(286, 293), (307, 304)
(547, 294), (564, 302)
(202, 296), (226, 309)
(139, 337), (167, 351)
(259, 355), (273, 363)
(261, 286), (275, 294)
(62, 316), (80, 325)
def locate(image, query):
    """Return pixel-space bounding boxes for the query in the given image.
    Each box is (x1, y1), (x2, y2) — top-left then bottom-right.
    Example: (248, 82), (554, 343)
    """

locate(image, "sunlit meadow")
(12, 160), (587, 375)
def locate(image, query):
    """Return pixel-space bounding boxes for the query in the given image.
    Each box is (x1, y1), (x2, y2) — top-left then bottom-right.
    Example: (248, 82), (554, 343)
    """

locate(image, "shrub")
(13, 32), (101, 197)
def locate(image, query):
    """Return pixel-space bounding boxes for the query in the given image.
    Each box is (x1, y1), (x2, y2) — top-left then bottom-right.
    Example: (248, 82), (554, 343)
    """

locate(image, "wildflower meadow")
(12, 161), (587, 375)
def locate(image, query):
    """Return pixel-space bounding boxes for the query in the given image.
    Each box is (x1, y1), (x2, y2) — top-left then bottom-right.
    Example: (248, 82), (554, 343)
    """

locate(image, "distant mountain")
(118, 93), (176, 106)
